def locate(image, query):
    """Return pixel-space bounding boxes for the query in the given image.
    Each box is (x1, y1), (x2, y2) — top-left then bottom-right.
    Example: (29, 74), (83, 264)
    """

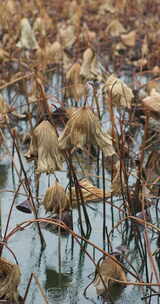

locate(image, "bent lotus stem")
(8, 128), (46, 250)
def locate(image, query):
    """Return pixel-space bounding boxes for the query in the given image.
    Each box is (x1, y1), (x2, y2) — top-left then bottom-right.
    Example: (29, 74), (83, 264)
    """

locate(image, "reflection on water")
(0, 164), (9, 189)
(98, 284), (127, 304)
(46, 267), (73, 303)
(45, 267), (72, 289)
(0, 163), (9, 239)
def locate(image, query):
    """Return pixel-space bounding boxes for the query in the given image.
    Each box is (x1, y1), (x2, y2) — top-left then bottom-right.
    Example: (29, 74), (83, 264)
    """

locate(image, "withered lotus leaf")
(0, 257), (21, 303)
(152, 66), (160, 75)
(26, 120), (64, 174)
(68, 178), (111, 205)
(36, 41), (63, 66)
(0, 95), (25, 124)
(104, 74), (134, 108)
(65, 107), (78, 119)
(98, 0), (116, 14)
(105, 19), (126, 37)
(121, 30), (136, 47)
(80, 48), (99, 80)
(58, 23), (76, 49)
(94, 255), (127, 295)
(16, 18), (39, 50)
(115, 0), (127, 12)
(58, 107), (116, 156)
(43, 180), (70, 213)
(0, 48), (9, 63)
(66, 63), (87, 100)
(33, 16), (46, 36)
(50, 41), (63, 63)
(80, 23), (96, 44)
(142, 92), (160, 114)
(111, 160), (125, 194)
(70, 6), (82, 27)
(6, 0), (16, 14)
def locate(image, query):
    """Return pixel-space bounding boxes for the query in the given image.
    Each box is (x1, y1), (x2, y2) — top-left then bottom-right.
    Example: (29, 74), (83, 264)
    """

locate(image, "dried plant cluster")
(0, 0), (160, 85)
(0, 258), (21, 303)
(43, 180), (69, 213)
(68, 178), (111, 204)
(94, 254), (127, 295)
(25, 120), (64, 174)
(58, 107), (116, 156)
(1, 0), (160, 303)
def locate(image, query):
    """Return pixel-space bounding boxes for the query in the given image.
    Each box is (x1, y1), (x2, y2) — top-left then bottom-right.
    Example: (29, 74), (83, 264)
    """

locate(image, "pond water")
(0, 75), (160, 304)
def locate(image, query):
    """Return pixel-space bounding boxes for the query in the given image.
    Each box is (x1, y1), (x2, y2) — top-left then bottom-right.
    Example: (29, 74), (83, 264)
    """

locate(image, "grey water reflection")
(46, 268), (72, 289)
(46, 267), (73, 303)
(0, 163), (9, 239)
(0, 164), (9, 187)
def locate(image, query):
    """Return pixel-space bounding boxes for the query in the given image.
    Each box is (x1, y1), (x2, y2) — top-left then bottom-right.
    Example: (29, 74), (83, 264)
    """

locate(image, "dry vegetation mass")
(1, 0), (160, 303)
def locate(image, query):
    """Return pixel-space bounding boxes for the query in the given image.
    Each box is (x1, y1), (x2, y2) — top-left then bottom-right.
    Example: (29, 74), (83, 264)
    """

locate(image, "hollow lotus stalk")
(58, 107), (116, 157)
(25, 120), (63, 174)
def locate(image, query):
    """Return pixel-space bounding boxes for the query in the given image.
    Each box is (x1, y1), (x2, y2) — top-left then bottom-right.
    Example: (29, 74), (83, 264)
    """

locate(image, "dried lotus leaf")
(66, 63), (87, 100)
(0, 257), (21, 303)
(59, 24), (76, 49)
(99, 0), (116, 14)
(121, 30), (136, 47)
(94, 255), (127, 295)
(58, 107), (116, 157)
(80, 48), (100, 80)
(33, 16), (46, 36)
(16, 18), (39, 49)
(104, 74), (134, 108)
(143, 94), (160, 114)
(43, 180), (70, 213)
(25, 120), (64, 174)
(106, 20), (126, 37)
(69, 178), (111, 205)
